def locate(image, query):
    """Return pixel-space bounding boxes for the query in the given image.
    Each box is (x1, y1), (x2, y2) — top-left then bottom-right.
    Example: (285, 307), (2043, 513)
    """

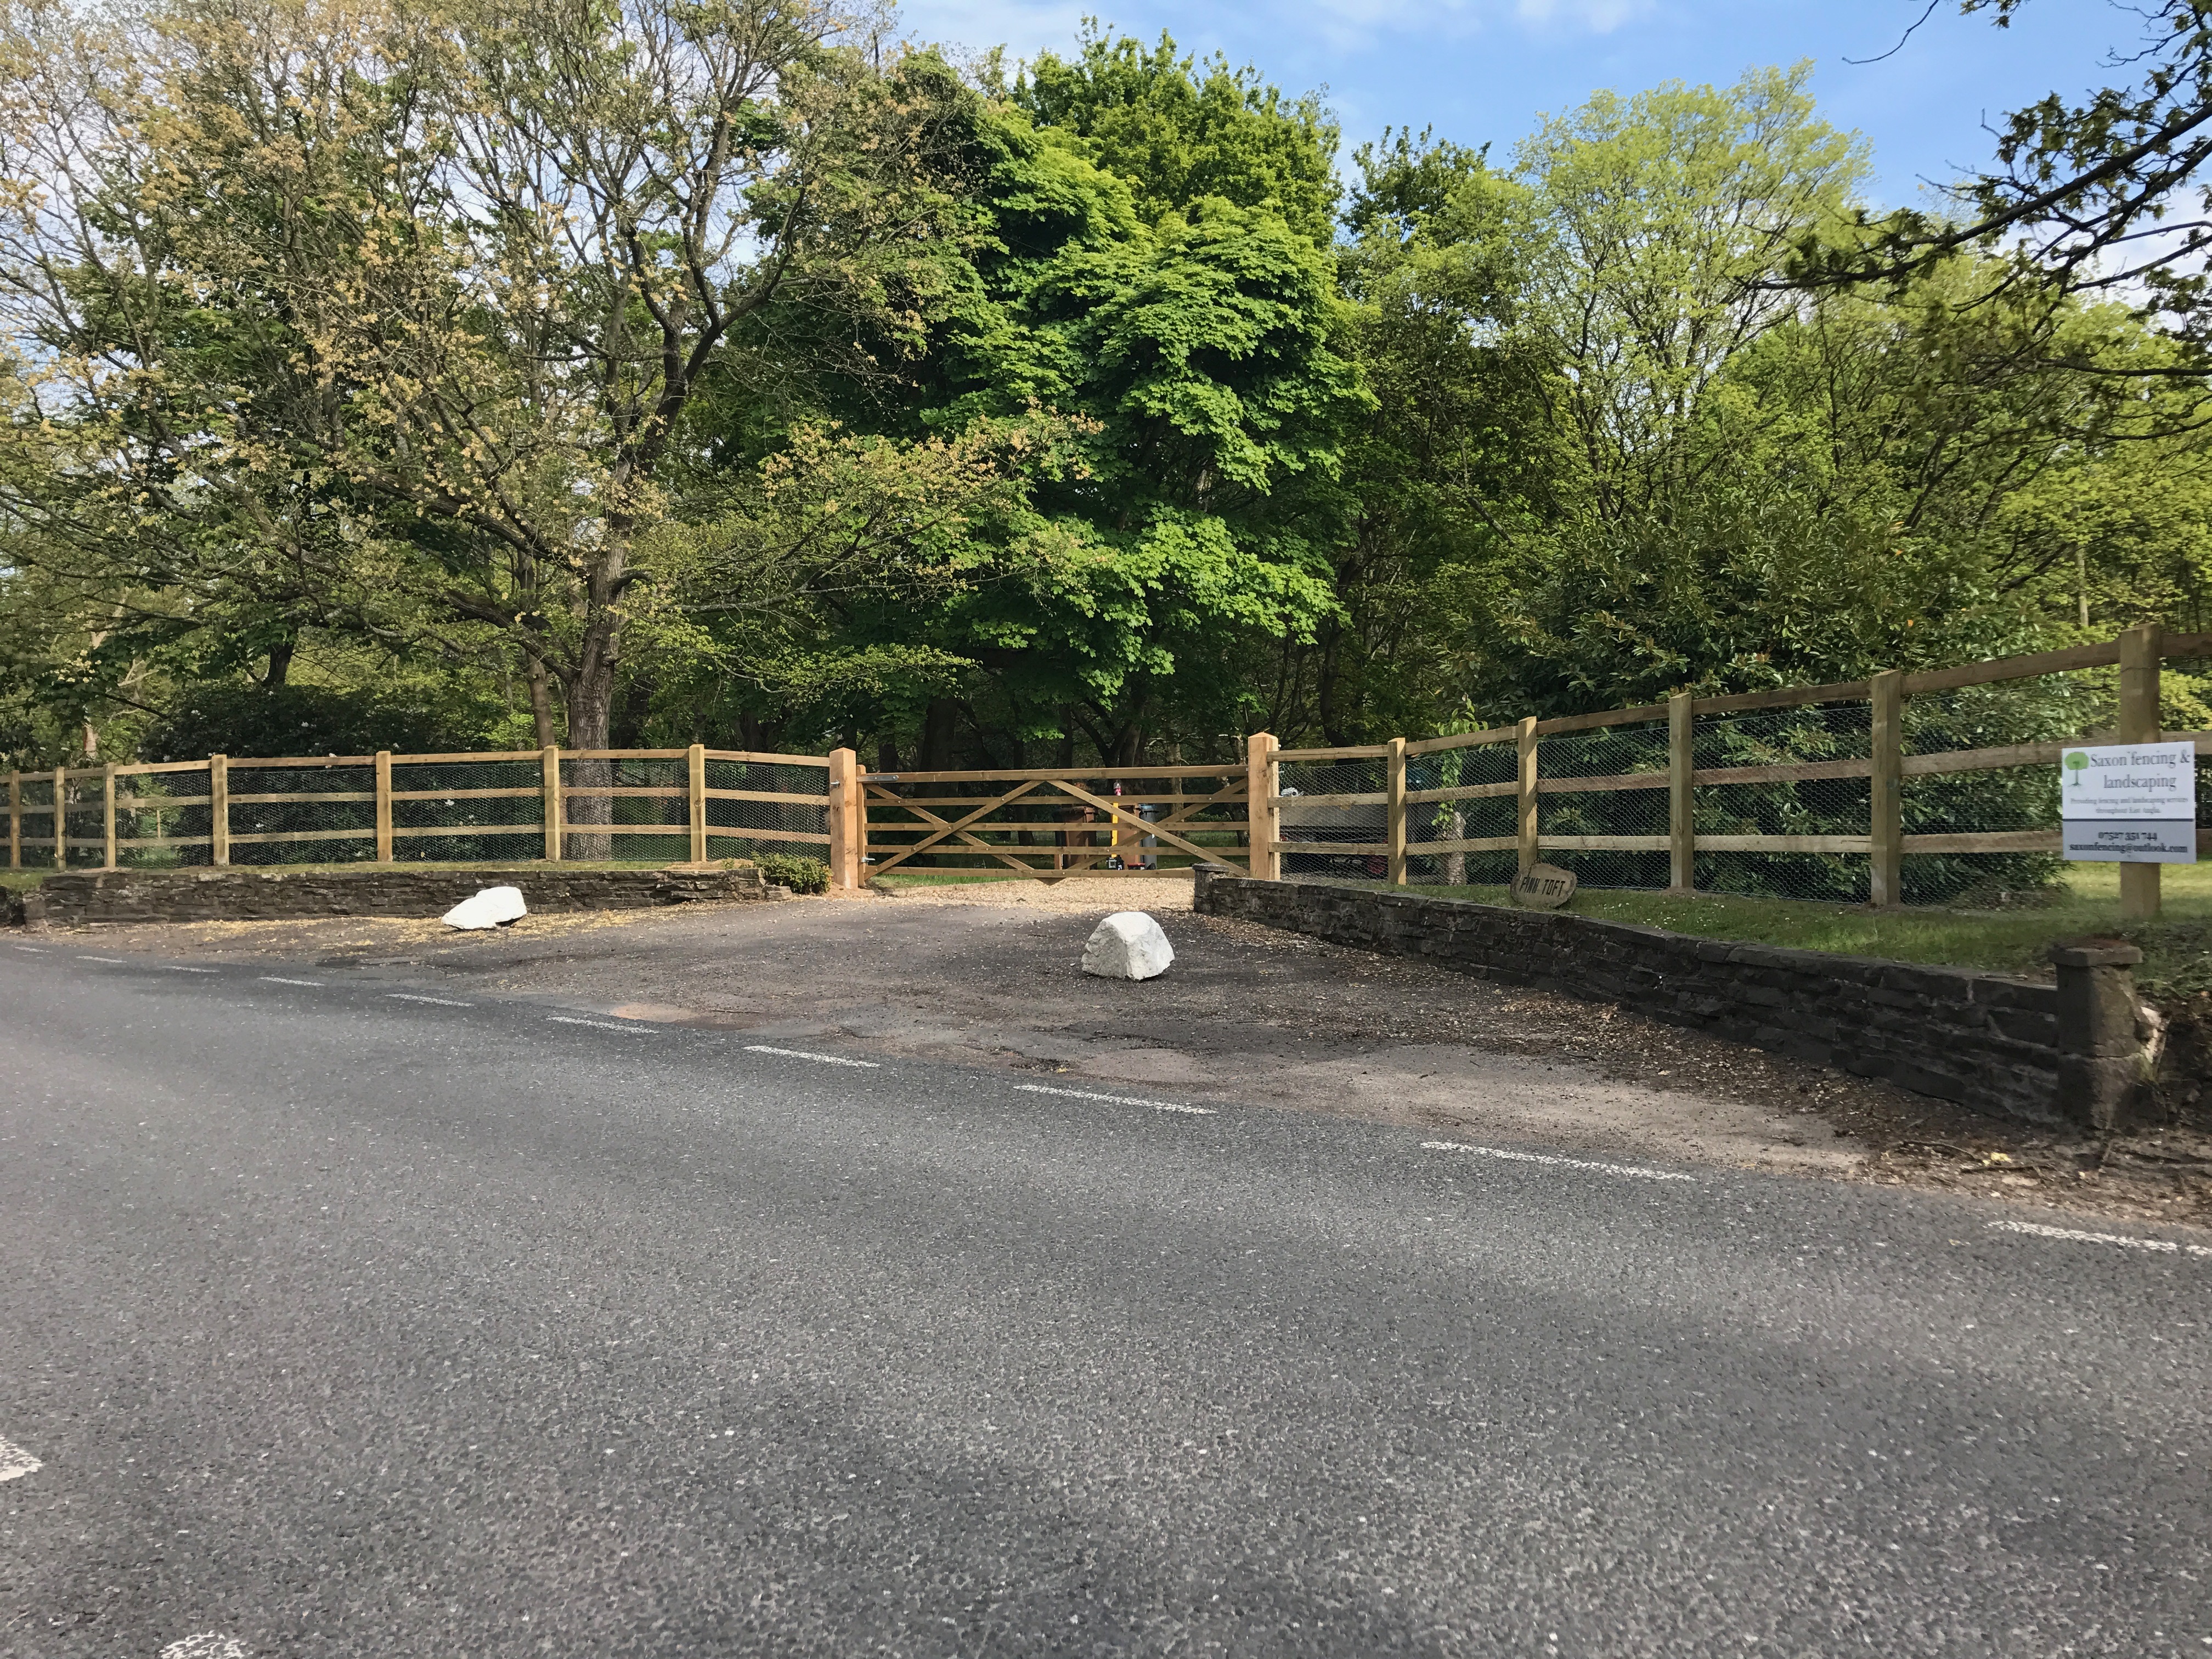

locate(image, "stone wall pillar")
(2050, 940), (2147, 1130)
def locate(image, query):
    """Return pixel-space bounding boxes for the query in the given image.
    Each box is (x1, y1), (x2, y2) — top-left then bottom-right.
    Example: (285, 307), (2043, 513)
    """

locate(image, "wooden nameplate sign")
(1510, 862), (1577, 909)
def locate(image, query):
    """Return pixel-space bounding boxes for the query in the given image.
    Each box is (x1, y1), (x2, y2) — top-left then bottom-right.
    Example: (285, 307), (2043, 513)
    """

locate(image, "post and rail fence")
(8, 624), (2211, 917)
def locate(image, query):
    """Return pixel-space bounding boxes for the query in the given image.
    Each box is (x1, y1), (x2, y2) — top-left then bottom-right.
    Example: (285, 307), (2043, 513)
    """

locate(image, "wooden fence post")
(1668, 693), (1694, 893)
(687, 742), (708, 864)
(208, 755), (229, 866)
(828, 747), (861, 889)
(1386, 735), (1409, 886)
(1246, 733), (1279, 880)
(1515, 716), (1539, 875)
(52, 764), (67, 870)
(1870, 669), (1904, 908)
(374, 751), (394, 862)
(6, 772), (17, 870)
(101, 763), (116, 870)
(541, 746), (562, 862)
(2120, 620), (2164, 922)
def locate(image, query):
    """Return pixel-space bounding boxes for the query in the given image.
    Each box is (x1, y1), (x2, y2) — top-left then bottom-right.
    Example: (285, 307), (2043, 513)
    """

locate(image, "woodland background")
(5, 0), (2211, 773)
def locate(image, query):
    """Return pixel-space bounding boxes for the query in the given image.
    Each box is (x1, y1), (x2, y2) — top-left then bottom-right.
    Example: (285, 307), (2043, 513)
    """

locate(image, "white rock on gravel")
(1081, 911), (1175, 980)
(442, 885), (528, 930)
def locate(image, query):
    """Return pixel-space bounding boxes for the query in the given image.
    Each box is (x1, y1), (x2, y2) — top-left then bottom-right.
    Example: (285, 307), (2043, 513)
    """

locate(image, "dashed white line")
(0, 1436), (42, 1482)
(259, 977), (323, 988)
(164, 965), (216, 974)
(386, 992), (472, 1007)
(1015, 1082), (1216, 1115)
(10, 943), (46, 952)
(1422, 1140), (1696, 1182)
(160, 1636), (248, 1659)
(1988, 1218), (2212, 1257)
(549, 1015), (650, 1033)
(744, 1045), (880, 1068)
(78, 955), (129, 964)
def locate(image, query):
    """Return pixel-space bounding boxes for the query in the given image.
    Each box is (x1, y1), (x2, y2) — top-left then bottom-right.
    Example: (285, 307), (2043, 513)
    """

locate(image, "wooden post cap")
(2049, 940), (2143, 969)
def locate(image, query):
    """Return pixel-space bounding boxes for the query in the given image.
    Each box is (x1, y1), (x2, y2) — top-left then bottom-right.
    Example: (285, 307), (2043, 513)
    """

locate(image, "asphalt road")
(3, 941), (2209, 1658)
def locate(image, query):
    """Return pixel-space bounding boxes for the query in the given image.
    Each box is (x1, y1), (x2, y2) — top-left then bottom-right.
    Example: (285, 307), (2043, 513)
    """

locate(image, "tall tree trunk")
(526, 652), (558, 750)
(560, 551), (625, 860)
(264, 636), (296, 688)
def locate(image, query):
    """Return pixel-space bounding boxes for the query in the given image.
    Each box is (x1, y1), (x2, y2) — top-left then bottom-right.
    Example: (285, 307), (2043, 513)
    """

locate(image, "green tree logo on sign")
(2065, 751), (2091, 790)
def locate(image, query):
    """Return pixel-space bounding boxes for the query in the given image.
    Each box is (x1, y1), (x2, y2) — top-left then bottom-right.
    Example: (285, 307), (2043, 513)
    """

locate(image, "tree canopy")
(3, 6), (2208, 773)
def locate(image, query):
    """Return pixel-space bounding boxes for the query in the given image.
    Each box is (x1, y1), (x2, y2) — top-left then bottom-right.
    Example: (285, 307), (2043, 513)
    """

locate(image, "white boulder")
(1081, 911), (1175, 980)
(442, 884), (528, 930)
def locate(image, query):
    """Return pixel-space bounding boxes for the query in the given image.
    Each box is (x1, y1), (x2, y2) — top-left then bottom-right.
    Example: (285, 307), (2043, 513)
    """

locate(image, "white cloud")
(1513, 0), (1652, 31)
(896, 0), (1090, 63)
(896, 0), (1657, 66)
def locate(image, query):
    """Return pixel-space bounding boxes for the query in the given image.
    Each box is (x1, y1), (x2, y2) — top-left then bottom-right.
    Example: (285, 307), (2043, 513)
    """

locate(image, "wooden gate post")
(374, 751), (394, 862)
(828, 747), (862, 889)
(208, 755), (229, 866)
(1668, 693), (1695, 893)
(1246, 732), (1279, 880)
(687, 742), (708, 864)
(1386, 735), (1409, 886)
(101, 763), (116, 869)
(6, 772), (17, 870)
(2120, 620), (2165, 922)
(1870, 669), (1905, 908)
(1515, 717), (1539, 876)
(52, 764), (67, 870)
(541, 746), (563, 862)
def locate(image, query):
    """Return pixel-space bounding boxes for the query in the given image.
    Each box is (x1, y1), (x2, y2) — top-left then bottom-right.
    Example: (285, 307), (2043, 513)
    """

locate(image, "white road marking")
(1988, 1218), (2212, 1257)
(164, 965), (216, 974)
(1015, 1083), (1216, 1115)
(11, 943), (46, 952)
(0, 1436), (42, 1481)
(258, 977), (323, 988)
(549, 1015), (650, 1033)
(78, 956), (129, 964)
(744, 1045), (879, 1068)
(160, 1636), (248, 1659)
(1422, 1139), (1696, 1182)
(386, 992), (472, 1007)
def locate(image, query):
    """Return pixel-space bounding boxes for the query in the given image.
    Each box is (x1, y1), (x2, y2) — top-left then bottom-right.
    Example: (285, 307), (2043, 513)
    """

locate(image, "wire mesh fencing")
(1692, 702), (1872, 904)
(115, 764), (214, 868)
(12, 774), (57, 865)
(59, 772), (104, 869)
(4, 746), (836, 873)
(1275, 754), (1388, 879)
(561, 753), (696, 863)
(1900, 669), (2101, 906)
(226, 759), (378, 866)
(1407, 738), (1516, 887)
(1539, 719), (1672, 893)
(393, 756), (546, 864)
(706, 756), (830, 862)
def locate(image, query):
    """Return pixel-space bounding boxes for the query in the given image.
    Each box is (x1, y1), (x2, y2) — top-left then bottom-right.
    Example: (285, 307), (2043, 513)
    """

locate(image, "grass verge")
(1380, 862), (2212, 990)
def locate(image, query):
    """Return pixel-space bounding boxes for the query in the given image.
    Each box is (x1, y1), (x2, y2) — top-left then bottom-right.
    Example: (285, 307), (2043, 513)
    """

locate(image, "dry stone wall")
(13, 866), (782, 928)
(1193, 867), (2069, 1125)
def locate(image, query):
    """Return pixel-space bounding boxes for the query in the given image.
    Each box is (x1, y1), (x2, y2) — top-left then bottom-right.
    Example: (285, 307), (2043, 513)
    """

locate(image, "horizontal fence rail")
(7, 627), (2205, 915)
(1261, 624), (2210, 917)
(7, 745), (831, 877)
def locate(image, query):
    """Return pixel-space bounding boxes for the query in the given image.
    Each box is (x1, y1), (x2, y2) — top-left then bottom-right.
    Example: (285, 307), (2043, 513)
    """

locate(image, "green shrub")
(141, 682), (508, 761)
(755, 853), (829, 894)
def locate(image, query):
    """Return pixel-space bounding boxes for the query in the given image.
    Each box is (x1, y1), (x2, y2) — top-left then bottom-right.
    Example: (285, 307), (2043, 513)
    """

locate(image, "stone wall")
(12, 865), (784, 929)
(1193, 868), (2073, 1125)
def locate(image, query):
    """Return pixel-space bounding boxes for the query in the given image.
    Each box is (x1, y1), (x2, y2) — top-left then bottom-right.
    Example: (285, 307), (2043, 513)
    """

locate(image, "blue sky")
(896, 0), (2143, 211)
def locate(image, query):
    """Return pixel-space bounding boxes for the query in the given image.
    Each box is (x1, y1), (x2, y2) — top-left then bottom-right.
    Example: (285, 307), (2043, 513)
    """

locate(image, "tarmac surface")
(4, 940), (2210, 1656)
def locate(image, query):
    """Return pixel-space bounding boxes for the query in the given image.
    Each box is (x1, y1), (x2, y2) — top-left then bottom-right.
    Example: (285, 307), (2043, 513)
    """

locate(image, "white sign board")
(2060, 740), (2197, 863)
